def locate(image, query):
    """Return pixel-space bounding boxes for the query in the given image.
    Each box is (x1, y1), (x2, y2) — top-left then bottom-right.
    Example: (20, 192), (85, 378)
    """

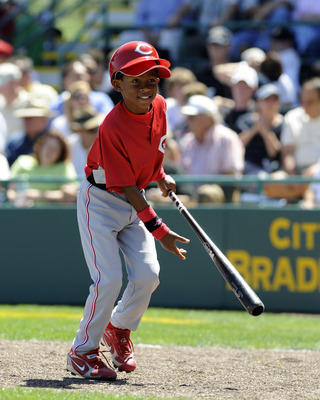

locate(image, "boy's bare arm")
(121, 185), (149, 212)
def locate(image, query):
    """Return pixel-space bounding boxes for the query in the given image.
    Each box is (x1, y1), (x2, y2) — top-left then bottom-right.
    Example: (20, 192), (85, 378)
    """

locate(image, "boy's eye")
(130, 77), (158, 85)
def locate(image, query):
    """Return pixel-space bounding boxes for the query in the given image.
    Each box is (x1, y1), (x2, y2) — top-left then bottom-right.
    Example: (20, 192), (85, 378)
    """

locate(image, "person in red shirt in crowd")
(66, 41), (189, 381)
(0, 39), (13, 63)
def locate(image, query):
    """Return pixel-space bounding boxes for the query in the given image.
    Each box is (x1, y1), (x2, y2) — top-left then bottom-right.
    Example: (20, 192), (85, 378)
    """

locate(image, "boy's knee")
(148, 270), (160, 290)
(134, 268), (159, 290)
(100, 273), (123, 294)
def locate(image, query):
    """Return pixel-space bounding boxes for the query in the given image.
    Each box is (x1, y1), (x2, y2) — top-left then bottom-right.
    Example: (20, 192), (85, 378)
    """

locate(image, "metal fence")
(2, 174), (320, 208)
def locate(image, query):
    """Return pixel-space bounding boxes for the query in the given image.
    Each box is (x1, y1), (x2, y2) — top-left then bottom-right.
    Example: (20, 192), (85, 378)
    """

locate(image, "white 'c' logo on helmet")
(135, 43), (153, 56)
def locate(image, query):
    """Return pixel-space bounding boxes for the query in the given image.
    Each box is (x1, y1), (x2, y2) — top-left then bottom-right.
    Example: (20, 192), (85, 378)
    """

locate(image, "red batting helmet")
(109, 41), (171, 84)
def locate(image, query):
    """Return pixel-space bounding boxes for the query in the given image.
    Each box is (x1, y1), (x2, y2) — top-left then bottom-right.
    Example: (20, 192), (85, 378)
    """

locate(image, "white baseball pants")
(72, 179), (160, 354)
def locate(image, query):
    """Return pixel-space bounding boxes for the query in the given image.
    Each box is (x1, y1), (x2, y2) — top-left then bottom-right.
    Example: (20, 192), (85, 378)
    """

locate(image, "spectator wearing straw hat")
(5, 96), (55, 166)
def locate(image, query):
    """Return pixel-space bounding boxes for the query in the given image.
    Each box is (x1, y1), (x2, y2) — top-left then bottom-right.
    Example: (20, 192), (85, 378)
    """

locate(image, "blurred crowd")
(1, 0), (320, 207)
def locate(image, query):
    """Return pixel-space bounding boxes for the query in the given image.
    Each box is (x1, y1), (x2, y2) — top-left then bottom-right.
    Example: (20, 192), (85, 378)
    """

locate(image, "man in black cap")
(192, 25), (233, 99)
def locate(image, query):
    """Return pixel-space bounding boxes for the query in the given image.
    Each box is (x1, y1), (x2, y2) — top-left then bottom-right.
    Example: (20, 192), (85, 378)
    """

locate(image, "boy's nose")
(140, 81), (154, 90)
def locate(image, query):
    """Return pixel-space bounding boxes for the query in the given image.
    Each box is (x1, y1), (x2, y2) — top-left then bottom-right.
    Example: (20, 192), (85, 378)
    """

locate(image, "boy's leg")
(72, 181), (134, 354)
(110, 217), (160, 331)
(101, 217), (159, 371)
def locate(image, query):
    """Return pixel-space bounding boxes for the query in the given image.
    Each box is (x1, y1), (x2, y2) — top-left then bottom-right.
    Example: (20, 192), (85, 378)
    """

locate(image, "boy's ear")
(112, 79), (122, 92)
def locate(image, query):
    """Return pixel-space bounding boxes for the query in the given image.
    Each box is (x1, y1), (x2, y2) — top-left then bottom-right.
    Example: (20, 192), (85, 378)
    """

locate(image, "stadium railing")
(1, 175), (320, 208)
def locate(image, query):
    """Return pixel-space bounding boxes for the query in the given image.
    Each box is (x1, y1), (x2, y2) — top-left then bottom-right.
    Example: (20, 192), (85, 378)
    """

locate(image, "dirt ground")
(1, 339), (320, 400)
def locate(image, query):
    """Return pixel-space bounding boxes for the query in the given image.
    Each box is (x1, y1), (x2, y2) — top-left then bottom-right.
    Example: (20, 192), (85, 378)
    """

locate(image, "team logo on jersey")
(158, 135), (166, 154)
(135, 43), (153, 56)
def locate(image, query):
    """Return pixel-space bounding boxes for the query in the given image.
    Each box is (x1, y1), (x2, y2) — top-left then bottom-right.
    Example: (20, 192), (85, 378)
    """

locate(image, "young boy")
(66, 41), (190, 380)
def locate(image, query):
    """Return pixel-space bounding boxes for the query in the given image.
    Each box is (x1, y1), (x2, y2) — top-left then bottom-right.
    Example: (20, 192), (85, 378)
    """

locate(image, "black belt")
(87, 173), (108, 191)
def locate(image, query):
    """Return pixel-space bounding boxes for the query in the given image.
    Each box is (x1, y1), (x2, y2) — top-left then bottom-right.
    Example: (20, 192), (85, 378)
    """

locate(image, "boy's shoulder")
(154, 93), (166, 107)
(151, 94), (167, 117)
(101, 101), (124, 127)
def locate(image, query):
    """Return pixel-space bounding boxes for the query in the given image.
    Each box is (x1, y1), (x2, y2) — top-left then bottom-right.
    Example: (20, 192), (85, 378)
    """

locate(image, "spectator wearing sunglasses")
(50, 80), (94, 138)
(50, 59), (114, 117)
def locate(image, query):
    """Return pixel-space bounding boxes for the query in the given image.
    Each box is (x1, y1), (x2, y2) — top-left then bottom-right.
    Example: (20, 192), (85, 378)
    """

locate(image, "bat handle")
(167, 188), (174, 199)
(168, 189), (186, 213)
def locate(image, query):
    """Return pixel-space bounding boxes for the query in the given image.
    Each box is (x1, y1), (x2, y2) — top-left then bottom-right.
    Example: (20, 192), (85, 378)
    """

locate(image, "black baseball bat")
(168, 190), (265, 316)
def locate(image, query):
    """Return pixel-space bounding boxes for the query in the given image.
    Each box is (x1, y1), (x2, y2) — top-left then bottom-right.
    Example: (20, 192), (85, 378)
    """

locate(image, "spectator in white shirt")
(265, 77), (320, 201)
(0, 62), (30, 139)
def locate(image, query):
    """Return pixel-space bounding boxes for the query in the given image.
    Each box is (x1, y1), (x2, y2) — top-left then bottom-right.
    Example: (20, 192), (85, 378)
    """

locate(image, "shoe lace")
(89, 348), (114, 370)
(114, 328), (134, 356)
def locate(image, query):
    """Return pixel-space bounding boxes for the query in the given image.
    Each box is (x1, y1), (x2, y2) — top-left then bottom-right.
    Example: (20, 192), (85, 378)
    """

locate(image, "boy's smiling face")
(113, 70), (159, 115)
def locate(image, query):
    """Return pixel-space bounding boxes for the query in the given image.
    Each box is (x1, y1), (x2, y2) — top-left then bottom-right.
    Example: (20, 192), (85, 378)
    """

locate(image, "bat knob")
(250, 303), (265, 316)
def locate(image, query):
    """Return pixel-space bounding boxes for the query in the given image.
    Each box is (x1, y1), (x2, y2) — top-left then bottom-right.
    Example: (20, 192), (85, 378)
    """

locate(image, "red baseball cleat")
(102, 322), (136, 372)
(66, 348), (117, 380)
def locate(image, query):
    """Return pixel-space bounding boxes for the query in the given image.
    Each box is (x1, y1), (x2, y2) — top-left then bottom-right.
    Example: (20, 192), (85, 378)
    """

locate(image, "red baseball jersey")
(85, 94), (167, 193)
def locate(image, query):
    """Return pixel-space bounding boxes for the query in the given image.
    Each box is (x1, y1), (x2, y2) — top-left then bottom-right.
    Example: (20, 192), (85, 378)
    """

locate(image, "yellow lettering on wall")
(301, 223), (319, 250)
(292, 223), (300, 250)
(227, 249), (320, 293)
(296, 257), (318, 292)
(226, 250), (251, 285)
(269, 219), (320, 251)
(272, 257), (296, 291)
(252, 257), (272, 291)
(269, 218), (290, 249)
